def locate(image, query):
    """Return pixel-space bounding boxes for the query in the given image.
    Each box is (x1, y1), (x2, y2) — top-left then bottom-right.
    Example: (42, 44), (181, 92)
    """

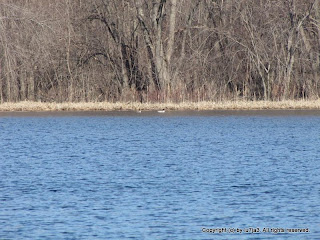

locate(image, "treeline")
(0, 0), (319, 103)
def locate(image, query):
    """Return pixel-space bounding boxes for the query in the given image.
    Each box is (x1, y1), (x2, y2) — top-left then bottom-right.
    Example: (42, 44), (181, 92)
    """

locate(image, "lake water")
(0, 111), (319, 239)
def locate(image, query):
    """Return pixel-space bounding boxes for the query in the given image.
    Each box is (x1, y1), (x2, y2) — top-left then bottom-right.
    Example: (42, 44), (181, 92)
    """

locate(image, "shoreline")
(1, 110), (320, 117)
(0, 100), (320, 112)
(0, 101), (320, 117)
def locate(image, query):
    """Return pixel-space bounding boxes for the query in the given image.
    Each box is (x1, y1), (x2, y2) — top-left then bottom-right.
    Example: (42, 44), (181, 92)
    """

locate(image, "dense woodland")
(0, 0), (320, 103)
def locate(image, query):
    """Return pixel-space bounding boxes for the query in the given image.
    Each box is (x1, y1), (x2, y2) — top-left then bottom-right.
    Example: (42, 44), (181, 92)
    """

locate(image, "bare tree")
(1, 0), (320, 103)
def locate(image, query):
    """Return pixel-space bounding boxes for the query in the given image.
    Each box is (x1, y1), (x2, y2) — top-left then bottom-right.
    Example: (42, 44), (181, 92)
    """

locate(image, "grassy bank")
(0, 100), (320, 112)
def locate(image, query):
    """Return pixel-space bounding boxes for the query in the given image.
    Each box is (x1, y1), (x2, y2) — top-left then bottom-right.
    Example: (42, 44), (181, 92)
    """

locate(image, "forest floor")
(0, 100), (320, 112)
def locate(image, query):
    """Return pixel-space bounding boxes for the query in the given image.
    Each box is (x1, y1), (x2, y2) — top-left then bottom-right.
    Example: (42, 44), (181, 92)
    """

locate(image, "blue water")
(0, 114), (319, 239)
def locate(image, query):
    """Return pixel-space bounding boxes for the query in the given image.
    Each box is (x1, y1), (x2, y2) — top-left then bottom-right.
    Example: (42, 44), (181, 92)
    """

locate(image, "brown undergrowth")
(0, 100), (320, 112)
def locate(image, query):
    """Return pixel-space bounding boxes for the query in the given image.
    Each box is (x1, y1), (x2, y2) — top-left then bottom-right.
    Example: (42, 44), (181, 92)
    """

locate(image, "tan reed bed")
(0, 100), (320, 112)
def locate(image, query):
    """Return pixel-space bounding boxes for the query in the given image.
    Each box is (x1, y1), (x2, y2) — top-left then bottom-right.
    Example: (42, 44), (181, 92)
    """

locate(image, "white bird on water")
(157, 109), (165, 113)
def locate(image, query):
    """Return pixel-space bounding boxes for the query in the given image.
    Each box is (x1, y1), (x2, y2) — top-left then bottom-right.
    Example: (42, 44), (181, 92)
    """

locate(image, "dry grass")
(0, 100), (320, 112)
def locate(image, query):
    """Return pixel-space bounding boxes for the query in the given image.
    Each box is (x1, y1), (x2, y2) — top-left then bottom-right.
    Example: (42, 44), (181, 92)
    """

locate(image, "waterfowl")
(157, 109), (165, 113)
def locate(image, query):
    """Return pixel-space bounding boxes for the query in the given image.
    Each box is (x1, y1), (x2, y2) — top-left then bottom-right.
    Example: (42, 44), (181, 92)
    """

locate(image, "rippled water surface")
(1, 112), (320, 239)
